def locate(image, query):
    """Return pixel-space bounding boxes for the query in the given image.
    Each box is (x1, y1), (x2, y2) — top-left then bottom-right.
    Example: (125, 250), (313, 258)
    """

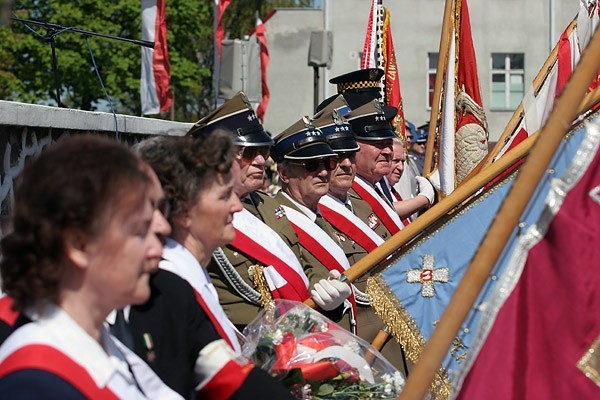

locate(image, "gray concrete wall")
(262, 9), (324, 136)
(0, 100), (193, 235)
(262, 0), (579, 143)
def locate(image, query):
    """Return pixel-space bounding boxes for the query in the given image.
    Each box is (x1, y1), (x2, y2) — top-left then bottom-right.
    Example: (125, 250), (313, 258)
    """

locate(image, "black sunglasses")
(238, 146), (271, 161)
(336, 152), (357, 161)
(289, 157), (339, 173)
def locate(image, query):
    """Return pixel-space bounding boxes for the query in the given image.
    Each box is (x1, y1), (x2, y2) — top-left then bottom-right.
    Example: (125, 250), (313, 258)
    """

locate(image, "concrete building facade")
(260, 0), (579, 143)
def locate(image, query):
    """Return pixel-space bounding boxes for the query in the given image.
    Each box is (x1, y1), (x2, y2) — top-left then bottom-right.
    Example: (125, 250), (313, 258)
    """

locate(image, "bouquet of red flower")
(243, 300), (404, 399)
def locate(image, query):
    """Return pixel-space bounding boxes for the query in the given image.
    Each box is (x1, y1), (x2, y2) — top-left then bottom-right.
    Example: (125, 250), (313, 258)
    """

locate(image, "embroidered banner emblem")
(406, 254), (449, 298)
(590, 185), (600, 206)
(577, 334), (600, 388)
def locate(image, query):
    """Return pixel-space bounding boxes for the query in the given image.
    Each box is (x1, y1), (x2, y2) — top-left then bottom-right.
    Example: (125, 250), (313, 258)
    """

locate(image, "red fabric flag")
(250, 11), (276, 122)
(360, 0), (378, 71)
(491, 2), (598, 163)
(141, 0), (173, 115)
(214, 0), (232, 58)
(455, 129), (600, 399)
(360, 2), (406, 138)
(381, 8), (406, 138)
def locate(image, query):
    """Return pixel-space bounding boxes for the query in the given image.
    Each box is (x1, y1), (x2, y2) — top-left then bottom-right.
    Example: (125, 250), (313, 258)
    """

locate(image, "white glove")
(311, 270), (352, 311)
(416, 176), (435, 205)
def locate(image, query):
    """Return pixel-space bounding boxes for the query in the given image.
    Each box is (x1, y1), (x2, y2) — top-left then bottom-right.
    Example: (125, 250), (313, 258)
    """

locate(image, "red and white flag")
(214, 0), (232, 58)
(250, 11), (276, 122)
(429, 0), (488, 195)
(361, 1), (407, 138)
(491, 0), (599, 163)
(141, 0), (173, 115)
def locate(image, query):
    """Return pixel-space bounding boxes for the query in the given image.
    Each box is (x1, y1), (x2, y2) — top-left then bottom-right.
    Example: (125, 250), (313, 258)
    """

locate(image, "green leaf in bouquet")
(316, 383), (334, 396)
(256, 337), (276, 355)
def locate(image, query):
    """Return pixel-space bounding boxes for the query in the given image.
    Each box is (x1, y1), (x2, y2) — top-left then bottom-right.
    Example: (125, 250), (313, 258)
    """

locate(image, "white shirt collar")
(282, 192), (319, 221)
(25, 303), (133, 388)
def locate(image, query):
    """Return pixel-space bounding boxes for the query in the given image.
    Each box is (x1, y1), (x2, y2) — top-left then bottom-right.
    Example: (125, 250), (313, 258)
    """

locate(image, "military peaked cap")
(271, 117), (336, 162)
(345, 100), (397, 141)
(311, 96), (359, 153)
(186, 92), (273, 147)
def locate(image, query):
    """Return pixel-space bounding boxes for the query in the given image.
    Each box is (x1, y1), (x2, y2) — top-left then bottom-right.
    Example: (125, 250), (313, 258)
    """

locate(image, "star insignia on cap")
(335, 126), (340, 132)
(247, 113), (257, 121)
(375, 115), (385, 122)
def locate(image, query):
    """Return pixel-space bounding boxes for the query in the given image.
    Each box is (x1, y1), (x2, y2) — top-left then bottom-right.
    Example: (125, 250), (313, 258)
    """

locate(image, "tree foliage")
(0, 0), (316, 121)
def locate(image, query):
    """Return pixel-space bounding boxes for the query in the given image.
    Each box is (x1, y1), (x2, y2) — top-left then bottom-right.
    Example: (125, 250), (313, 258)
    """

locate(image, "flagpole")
(423, 0), (454, 177)
(397, 25), (600, 400)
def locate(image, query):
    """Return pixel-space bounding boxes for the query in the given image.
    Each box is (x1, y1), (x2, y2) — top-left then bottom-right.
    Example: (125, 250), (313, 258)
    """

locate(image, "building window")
(427, 52), (438, 110)
(490, 53), (524, 110)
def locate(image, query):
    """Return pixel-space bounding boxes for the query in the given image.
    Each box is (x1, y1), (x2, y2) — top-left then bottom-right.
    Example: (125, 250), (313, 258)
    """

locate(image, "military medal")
(143, 333), (156, 362)
(368, 213), (380, 229)
(274, 206), (286, 219)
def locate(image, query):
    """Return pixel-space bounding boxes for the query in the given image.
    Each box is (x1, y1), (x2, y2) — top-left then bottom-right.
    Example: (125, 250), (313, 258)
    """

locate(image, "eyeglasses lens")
(240, 146), (270, 161)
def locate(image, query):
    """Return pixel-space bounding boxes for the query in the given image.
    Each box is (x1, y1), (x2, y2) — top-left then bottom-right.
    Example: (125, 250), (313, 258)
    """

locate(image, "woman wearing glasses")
(0, 136), (181, 399)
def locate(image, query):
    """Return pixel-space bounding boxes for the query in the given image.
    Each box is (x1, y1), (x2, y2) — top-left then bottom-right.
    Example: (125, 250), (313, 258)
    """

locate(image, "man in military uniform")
(345, 100), (405, 235)
(271, 116), (355, 331)
(312, 96), (409, 374)
(385, 137), (434, 221)
(191, 93), (348, 331)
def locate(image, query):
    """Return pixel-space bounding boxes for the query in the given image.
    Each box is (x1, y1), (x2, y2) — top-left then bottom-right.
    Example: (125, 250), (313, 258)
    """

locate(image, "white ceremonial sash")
(353, 175), (404, 234)
(319, 194), (384, 252)
(160, 239), (241, 353)
(280, 205), (351, 272)
(232, 208), (310, 300)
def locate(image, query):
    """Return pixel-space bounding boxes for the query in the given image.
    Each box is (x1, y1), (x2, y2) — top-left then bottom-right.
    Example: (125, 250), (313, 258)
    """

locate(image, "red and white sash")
(352, 176), (404, 234)
(160, 239), (241, 353)
(0, 344), (120, 399)
(0, 309), (179, 399)
(318, 194), (384, 252)
(281, 205), (358, 318)
(231, 208), (310, 302)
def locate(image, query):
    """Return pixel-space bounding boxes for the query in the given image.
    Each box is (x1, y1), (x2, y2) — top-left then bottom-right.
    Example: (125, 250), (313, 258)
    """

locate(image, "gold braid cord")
(367, 276), (452, 400)
(248, 265), (274, 309)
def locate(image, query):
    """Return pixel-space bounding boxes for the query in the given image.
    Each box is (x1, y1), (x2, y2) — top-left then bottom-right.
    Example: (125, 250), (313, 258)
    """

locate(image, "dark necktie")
(377, 178), (395, 205)
(110, 309), (135, 351)
(315, 213), (330, 232)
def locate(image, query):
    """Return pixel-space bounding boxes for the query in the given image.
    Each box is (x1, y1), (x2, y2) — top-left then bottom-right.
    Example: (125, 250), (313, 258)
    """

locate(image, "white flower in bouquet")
(272, 329), (284, 345)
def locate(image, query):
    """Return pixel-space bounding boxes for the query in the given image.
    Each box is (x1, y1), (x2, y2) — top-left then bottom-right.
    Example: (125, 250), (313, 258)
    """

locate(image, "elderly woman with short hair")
(0, 135), (181, 399)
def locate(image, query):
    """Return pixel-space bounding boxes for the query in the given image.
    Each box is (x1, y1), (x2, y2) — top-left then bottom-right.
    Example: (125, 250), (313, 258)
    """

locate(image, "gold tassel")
(249, 265), (274, 309)
(367, 276), (451, 400)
